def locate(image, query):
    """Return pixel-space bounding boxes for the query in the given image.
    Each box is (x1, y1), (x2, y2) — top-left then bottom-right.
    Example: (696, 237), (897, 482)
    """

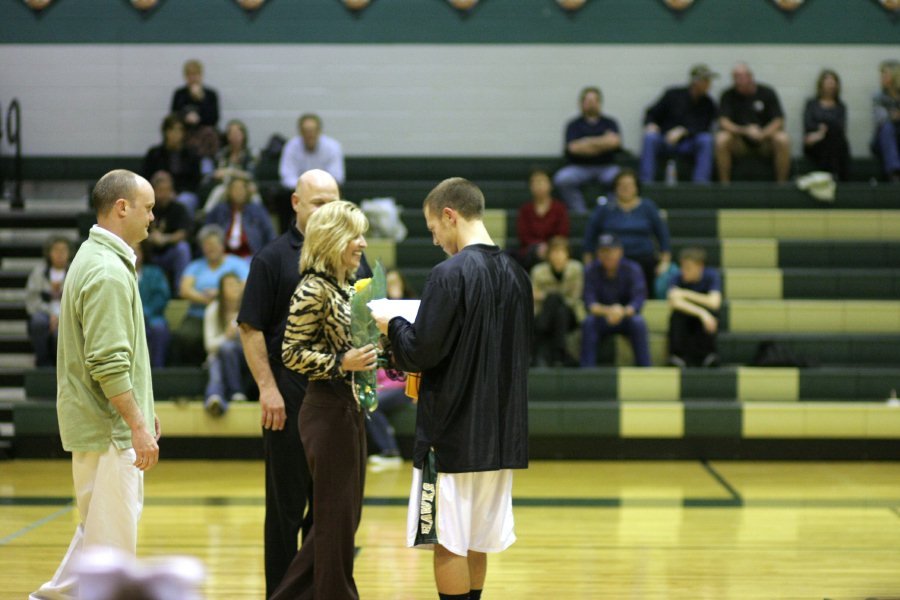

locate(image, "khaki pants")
(30, 443), (143, 600)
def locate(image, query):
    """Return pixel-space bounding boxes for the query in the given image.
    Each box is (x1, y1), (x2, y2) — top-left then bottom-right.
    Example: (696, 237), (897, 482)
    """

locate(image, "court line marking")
(0, 503), (73, 547)
(700, 460), (743, 503)
(5, 496), (900, 509)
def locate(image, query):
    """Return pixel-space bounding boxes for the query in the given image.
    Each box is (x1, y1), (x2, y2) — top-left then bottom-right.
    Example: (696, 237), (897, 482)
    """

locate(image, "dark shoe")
(205, 394), (225, 417)
(668, 355), (687, 369)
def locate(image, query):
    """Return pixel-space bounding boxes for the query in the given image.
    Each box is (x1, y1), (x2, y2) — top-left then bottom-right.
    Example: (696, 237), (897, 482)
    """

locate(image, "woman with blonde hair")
(274, 200), (375, 600)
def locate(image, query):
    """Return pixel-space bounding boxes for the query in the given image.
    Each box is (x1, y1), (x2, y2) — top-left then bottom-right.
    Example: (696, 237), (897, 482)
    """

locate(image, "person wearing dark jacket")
(639, 64), (718, 183)
(374, 177), (532, 600)
(203, 175), (275, 259)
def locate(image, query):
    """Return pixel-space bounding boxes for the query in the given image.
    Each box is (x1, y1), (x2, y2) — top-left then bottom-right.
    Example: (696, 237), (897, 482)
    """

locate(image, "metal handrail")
(5, 99), (23, 209)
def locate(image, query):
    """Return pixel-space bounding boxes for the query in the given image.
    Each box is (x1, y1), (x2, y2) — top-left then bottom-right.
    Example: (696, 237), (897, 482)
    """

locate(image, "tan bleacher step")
(155, 400), (261, 437)
(642, 299), (900, 335)
(719, 210), (900, 240)
(0, 321), (26, 335)
(0, 388), (25, 402)
(742, 402), (900, 438)
(0, 289), (26, 302)
(1, 353), (35, 369)
(0, 229), (79, 244)
(729, 300), (900, 333)
(1, 258), (43, 270)
(723, 268), (782, 299)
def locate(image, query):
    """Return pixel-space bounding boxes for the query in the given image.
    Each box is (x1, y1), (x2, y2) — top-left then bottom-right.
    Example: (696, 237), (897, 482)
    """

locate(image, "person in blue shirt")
(582, 169), (672, 298)
(136, 242), (171, 369)
(169, 225), (249, 366)
(552, 86), (622, 214)
(667, 247), (722, 368)
(581, 234), (651, 367)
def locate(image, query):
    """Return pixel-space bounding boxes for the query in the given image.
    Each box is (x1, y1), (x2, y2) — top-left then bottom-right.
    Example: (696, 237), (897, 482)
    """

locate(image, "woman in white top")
(25, 236), (72, 367)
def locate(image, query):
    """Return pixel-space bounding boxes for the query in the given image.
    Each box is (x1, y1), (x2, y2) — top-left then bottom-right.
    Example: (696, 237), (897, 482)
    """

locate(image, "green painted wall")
(2, 0), (898, 44)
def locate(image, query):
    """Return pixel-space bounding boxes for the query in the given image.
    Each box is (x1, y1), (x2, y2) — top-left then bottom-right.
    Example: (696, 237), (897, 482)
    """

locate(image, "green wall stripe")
(2, 0), (897, 45)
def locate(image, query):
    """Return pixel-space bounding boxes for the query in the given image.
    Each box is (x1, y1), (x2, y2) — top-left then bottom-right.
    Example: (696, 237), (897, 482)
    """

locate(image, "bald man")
(32, 170), (160, 600)
(238, 169), (371, 597)
(716, 62), (791, 183)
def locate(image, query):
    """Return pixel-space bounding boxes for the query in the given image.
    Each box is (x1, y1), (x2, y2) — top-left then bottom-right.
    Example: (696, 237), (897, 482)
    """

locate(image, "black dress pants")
(264, 384), (313, 598)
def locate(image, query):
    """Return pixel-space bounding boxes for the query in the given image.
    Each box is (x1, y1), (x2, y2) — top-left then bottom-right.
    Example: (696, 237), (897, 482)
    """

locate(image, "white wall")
(0, 44), (892, 158)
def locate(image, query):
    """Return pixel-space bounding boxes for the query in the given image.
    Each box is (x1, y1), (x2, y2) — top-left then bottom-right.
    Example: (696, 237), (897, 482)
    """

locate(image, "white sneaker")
(230, 393), (248, 403)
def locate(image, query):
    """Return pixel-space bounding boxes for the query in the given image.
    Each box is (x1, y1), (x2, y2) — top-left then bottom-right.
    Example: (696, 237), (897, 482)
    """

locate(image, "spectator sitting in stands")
(276, 113), (345, 232)
(582, 168), (671, 298)
(366, 268), (416, 468)
(143, 114), (204, 215)
(872, 60), (900, 183)
(553, 86), (622, 214)
(667, 247), (721, 368)
(203, 271), (248, 416)
(530, 236), (583, 367)
(204, 175), (275, 260)
(203, 119), (260, 210)
(170, 225), (249, 367)
(170, 59), (220, 159)
(25, 235), (71, 367)
(803, 69), (851, 182)
(581, 234), (650, 367)
(136, 241), (171, 369)
(515, 168), (570, 271)
(715, 62), (791, 183)
(147, 170), (192, 292)
(639, 64), (718, 184)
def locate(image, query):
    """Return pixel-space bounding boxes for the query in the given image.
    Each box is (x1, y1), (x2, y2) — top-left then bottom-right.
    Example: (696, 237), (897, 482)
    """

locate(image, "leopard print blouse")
(282, 270), (353, 382)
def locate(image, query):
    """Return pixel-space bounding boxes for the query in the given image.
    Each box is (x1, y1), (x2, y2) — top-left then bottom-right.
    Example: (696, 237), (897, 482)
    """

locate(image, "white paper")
(368, 298), (421, 323)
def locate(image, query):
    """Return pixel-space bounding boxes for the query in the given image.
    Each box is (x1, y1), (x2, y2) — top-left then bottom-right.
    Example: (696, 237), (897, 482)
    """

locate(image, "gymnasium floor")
(1, 460), (899, 599)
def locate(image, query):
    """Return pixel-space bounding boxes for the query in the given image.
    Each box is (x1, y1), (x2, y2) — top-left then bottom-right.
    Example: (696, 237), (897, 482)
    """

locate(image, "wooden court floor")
(2, 459), (900, 599)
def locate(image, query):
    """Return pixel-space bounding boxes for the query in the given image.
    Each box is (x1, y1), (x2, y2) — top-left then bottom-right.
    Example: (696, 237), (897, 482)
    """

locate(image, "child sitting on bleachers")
(666, 246), (722, 368)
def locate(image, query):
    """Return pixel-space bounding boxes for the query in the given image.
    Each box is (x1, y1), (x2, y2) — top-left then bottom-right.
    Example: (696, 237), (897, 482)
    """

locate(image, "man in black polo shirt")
(715, 62), (792, 183)
(237, 168), (371, 597)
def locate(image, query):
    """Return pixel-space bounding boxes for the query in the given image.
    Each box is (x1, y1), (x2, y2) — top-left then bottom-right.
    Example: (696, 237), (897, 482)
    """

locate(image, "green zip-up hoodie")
(57, 228), (155, 452)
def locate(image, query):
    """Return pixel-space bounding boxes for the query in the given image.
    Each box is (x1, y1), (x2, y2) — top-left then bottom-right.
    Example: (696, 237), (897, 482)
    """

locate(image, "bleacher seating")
(2, 156), (900, 459)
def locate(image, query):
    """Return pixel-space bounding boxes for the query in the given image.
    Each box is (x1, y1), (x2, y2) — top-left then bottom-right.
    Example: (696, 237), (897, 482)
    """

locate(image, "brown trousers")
(270, 379), (367, 600)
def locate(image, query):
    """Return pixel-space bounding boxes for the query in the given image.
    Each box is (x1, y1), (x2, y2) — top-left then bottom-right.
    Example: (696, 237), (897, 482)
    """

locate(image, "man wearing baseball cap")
(581, 234), (651, 367)
(639, 64), (719, 184)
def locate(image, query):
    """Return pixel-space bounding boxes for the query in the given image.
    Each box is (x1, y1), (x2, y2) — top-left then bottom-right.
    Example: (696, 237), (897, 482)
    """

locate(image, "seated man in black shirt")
(639, 64), (718, 183)
(715, 62), (792, 183)
(147, 171), (192, 292)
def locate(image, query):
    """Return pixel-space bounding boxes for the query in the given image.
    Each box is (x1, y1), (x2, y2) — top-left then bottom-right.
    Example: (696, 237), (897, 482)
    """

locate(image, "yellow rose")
(354, 278), (372, 293)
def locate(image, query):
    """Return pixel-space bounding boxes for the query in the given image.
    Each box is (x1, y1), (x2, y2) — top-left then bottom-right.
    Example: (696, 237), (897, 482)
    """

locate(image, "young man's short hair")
(423, 177), (485, 220)
(679, 247), (707, 265)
